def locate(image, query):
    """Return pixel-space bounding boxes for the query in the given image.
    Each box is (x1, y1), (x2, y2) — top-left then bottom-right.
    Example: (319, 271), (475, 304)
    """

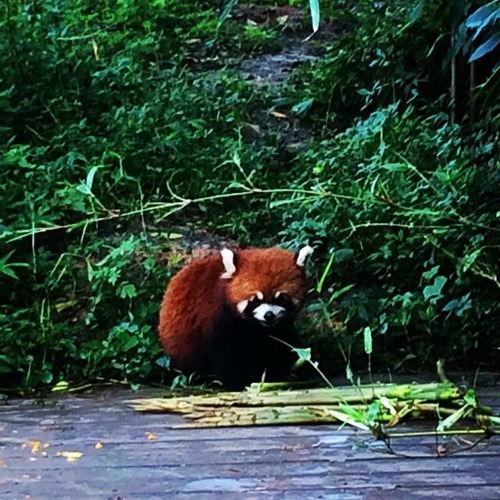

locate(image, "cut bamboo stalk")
(127, 382), (499, 435)
(129, 382), (462, 412)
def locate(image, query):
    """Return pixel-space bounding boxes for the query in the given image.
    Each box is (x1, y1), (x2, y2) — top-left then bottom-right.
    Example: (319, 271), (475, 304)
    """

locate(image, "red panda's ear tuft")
(296, 245), (314, 267)
(220, 248), (237, 279)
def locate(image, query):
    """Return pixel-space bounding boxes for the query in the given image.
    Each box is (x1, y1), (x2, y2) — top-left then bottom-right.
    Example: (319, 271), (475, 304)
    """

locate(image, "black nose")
(264, 311), (275, 322)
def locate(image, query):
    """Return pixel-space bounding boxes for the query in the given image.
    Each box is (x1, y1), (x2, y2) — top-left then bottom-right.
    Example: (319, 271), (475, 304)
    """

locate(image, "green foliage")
(0, 234), (170, 391)
(287, 0), (499, 127)
(463, 1), (500, 62)
(461, 1), (500, 123)
(279, 104), (499, 372)
(0, 0), (498, 392)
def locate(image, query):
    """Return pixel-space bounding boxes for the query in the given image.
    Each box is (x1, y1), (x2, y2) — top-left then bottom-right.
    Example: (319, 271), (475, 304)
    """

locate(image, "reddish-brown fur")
(158, 253), (226, 373)
(158, 247), (309, 385)
(225, 248), (307, 308)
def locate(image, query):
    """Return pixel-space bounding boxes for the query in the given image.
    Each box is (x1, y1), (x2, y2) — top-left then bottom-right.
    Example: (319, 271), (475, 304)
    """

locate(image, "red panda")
(158, 246), (313, 389)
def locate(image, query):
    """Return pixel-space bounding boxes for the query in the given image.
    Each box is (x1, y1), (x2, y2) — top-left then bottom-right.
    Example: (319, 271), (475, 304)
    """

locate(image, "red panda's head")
(220, 246), (313, 327)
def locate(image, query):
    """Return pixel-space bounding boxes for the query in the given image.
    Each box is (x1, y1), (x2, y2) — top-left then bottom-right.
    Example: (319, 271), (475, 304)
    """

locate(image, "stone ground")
(1, 382), (499, 499)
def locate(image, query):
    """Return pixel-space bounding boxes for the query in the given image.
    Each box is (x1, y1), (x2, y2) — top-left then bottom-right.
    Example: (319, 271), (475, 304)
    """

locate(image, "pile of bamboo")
(129, 382), (500, 435)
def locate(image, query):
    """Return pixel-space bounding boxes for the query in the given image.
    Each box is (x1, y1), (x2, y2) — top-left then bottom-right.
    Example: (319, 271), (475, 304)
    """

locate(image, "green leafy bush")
(0, 0), (273, 392)
(0, 234), (171, 390)
(278, 105), (499, 372)
(0, 0), (498, 392)
(288, 0), (499, 128)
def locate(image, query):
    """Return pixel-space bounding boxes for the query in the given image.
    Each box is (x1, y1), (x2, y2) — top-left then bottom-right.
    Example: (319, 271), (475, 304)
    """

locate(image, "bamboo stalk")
(172, 403), (494, 429)
(127, 382), (499, 435)
(451, 28), (457, 124)
(129, 382), (461, 412)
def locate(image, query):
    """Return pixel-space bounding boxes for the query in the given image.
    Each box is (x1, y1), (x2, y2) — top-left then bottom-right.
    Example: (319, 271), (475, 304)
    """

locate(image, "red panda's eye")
(275, 292), (290, 303)
(275, 293), (297, 309)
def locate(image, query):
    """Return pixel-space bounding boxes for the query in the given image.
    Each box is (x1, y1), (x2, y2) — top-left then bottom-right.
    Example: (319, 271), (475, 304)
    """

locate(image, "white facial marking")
(275, 291), (281, 298)
(296, 245), (314, 267)
(220, 248), (236, 279)
(236, 300), (249, 314)
(253, 303), (286, 324)
(255, 291), (264, 300)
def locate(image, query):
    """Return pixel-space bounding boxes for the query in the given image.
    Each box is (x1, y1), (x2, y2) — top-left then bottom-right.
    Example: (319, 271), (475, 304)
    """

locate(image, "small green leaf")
(293, 347), (312, 363)
(423, 276), (447, 302)
(0, 250), (28, 279)
(329, 283), (355, 303)
(309, 0), (320, 34)
(86, 166), (100, 190)
(462, 249), (481, 272)
(346, 364), (354, 384)
(463, 388), (477, 406)
(156, 356), (171, 369)
(217, 0), (238, 29)
(422, 265), (440, 281)
(366, 400), (381, 423)
(442, 293), (472, 317)
(469, 34), (500, 62)
(123, 336), (140, 351)
(363, 326), (373, 355)
(292, 98), (314, 115)
(316, 252), (335, 293)
(52, 381), (70, 392)
(0, 354), (14, 373)
(119, 283), (137, 299)
(0, 265), (18, 279)
(442, 299), (460, 312)
(76, 183), (92, 195)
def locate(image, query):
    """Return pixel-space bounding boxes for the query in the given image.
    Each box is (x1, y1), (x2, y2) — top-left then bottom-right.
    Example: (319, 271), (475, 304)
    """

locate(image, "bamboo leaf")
(464, 3), (500, 30)
(469, 34), (500, 62)
(86, 165), (99, 191)
(363, 326), (373, 354)
(310, 0), (320, 32)
(305, 0), (320, 40)
(316, 252), (335, 293)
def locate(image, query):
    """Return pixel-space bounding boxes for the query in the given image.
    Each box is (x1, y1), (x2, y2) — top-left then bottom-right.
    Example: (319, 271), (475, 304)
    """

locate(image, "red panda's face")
(236, 290), (301, 327)
(220, 246), (312, 327)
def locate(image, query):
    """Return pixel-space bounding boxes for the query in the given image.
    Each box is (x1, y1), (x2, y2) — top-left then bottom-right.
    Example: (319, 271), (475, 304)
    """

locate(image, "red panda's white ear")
(296, 245), (314, 267)
(220, 248), (236, 279)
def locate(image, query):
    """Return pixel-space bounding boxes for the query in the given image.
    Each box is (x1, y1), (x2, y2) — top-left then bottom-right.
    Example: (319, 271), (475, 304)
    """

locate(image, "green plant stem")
(3, 187), (375, 243)
(387, 429), (488, 438)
